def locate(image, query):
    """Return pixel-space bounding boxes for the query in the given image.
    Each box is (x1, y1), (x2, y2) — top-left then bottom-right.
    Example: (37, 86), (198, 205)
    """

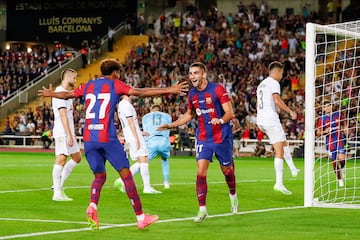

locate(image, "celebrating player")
(158, 61), (238, 223)
(39, 58), (188, 230)
(317, 100), (347, 187)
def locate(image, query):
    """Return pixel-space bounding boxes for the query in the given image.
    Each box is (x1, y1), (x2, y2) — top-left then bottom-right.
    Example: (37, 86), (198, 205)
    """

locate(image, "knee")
(222, 167), (234, 176)
(95, 172), (107, 181)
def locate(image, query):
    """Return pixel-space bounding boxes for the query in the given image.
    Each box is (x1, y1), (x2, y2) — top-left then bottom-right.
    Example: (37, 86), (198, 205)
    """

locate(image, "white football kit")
(52, 86), (80, 156)
(117, 99), (147, 160)
(256, 77), (286, 144)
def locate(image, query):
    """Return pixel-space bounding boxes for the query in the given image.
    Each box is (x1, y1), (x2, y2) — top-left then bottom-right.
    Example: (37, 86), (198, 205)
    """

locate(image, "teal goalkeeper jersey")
(142, 111), (172, 140)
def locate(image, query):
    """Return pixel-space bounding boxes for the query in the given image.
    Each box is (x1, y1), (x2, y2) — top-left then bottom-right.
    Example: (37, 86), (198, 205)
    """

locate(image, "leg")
(52, 154), (72, 201)
(194, 159), (209, 223)
(119, 168), (159, 228)
(119, 168), (143, 215)
(221, 161), (238, 213)
(86, 172), (106, 230)
(138, 156), (161, 194)
(61, 151), (82, 189)
(283, 142), (300, 177)
(273, 141), (292, 195)
(338, 152), (346, 178)
(161, 158), (170, 188)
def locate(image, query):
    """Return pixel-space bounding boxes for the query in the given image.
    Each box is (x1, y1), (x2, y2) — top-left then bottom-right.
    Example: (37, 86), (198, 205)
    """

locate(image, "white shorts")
(54, 136), (80, 156)
(258, 122), (286, 144)
(127, 138), (148, 161)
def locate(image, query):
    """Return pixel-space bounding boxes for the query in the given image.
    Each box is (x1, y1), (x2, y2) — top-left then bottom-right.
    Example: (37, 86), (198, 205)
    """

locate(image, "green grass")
(0, 152), (360, 240)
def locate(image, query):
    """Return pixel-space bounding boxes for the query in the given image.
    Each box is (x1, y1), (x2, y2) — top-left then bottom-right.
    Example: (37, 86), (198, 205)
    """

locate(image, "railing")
(0, 134), (84, 149)
(1, 134), (357, 155)
(0, 21), (127, 108)
(0, 59), (71, 107)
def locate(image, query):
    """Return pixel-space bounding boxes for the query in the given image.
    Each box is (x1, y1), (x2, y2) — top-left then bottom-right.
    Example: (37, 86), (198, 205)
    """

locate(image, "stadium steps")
(75, 35), (149, 85)
(0, 35), (149, 131)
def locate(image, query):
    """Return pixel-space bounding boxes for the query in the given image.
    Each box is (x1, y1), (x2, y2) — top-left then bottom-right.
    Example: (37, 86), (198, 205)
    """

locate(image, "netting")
(305, 21), (360, 208)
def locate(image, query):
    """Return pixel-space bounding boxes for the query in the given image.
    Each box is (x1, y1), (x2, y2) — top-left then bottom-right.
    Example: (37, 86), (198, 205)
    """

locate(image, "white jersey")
(52, 86), (75, 138)
(117, 99), (143, 143)
(256, 77), (281, 126)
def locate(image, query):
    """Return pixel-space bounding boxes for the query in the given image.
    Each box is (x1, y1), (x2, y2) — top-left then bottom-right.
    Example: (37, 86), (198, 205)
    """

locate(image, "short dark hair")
(323, 100), (331, 105)
(268, 61), (283, 71)
(60, 68), (77, 81)
(151, 104), (161, 111)
(100, 59), (121, 75)
(190, 61), (207, 71)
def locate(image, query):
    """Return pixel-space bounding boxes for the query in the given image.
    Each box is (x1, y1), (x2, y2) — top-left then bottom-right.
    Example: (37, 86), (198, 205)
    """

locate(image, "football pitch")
(1, 151), (359, 240)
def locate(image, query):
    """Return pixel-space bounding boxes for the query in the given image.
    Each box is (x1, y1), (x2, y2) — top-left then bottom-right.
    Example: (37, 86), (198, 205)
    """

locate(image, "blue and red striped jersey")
(187, 82), (232, 144)
(74, 77), (131, 143)
(317, 111), (344, 151)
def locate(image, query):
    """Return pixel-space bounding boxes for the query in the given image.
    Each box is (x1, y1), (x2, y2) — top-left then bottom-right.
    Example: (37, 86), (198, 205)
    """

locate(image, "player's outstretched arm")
(158, 109), (193, 131)
(38, 85), (75, 99)
(129, 81), (189, 97)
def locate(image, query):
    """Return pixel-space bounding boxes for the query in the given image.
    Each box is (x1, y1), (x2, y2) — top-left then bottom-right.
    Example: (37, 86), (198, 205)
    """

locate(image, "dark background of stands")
(6, 0), (137, 49)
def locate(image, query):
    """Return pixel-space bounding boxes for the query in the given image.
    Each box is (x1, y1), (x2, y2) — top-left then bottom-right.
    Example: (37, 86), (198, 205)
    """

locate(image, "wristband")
(219, 119), (224, 124)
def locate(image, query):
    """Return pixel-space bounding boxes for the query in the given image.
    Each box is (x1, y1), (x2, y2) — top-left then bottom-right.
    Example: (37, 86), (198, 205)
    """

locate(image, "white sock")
(130, 162), (140, 176)
(283, 146), (297, 171)
(139, 162), (151, 189)
(199, 206), (207, 212)
(229, 193), (237, 199)
(52, 164), (63, 194)
(136, 213), (145, 221)
(89, 202), (97, 210)
(274, 158), (284, 186)
(61, 159), (78, 188)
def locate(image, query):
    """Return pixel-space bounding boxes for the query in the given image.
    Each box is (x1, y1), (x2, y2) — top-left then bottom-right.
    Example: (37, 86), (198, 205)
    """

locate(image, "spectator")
(253, 140), (266, 157)
(107, 26), (115, 52)
(41, 124), (53, 149)
(80, 42), (89, 69)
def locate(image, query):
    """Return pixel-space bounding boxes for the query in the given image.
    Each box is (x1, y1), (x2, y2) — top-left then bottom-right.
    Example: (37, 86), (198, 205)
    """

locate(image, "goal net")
(304, 20), (360, 208)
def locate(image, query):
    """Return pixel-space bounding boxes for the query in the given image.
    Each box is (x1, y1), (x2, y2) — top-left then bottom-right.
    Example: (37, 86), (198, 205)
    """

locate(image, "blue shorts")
(326, 138), (346, 161)
(196, 138), (233, 166)
(84, 141), (129, 174)
(146, 136), (171, 161)
(328, 146), (346, 161)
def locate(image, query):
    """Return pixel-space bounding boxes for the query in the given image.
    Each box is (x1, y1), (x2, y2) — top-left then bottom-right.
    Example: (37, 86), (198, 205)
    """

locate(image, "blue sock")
(162, 159), (169, 183)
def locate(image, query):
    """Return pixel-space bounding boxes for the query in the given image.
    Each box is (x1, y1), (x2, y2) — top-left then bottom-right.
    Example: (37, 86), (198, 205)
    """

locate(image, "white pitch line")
(0, 179), (278, 194)
(0, 206), (305, 239)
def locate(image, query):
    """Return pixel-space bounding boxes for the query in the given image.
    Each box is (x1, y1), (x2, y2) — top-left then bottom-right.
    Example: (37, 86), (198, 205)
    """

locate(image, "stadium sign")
(6, 0), (137, 47)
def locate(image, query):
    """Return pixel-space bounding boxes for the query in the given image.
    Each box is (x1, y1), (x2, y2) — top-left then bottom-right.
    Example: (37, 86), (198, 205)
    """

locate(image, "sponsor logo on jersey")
(88, 124), (104, 130)
(196, 108), (214, 116)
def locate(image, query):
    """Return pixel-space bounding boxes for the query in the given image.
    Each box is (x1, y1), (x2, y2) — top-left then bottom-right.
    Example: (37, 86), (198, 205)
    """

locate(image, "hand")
(290, 111), (297, 120)
(136, 138), (140, 150)
(38, 84), (54, 98)
(142, 131), (150, 136)
(208, 118), (223, 125)
(67, 135), (74, 147)
(323, 127), (331, 134)
(171, 81), (189, 95)
(157, 124), (171, 131)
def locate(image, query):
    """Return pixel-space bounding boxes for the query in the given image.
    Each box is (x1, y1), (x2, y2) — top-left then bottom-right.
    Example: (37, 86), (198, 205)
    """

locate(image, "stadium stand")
(3, 1), (357, 156)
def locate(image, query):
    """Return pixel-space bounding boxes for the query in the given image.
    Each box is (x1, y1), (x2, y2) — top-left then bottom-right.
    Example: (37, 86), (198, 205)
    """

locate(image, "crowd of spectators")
(2, 2), (359, 152)
(0, 43), (71, 102)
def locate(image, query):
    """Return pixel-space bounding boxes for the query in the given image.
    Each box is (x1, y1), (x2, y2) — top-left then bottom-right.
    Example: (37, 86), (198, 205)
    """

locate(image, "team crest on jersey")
(206, 97), (212, 104)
